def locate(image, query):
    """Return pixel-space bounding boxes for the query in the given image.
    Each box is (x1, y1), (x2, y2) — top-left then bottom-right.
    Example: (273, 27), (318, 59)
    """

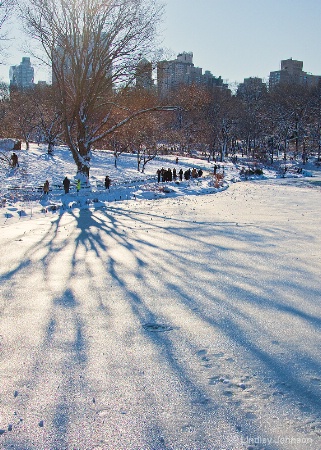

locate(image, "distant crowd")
(156, 167), (203, 182)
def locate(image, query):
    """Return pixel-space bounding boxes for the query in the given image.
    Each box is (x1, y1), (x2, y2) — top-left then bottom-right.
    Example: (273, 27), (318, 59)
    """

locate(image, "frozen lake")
(0, 178), (321, 449)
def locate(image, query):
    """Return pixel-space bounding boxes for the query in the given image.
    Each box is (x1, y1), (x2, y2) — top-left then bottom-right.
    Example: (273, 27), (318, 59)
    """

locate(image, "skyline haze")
(161, 0), (321, 85)
(1, 0), (321, 86)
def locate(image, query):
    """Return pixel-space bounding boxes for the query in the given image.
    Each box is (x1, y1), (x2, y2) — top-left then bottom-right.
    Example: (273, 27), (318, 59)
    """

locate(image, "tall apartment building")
(269, 58), (321, 89)
(157, 52), (225, 96)
(157, 52), (197, 95)
(203, 70), (225, 89)
(135, 58), (153, 90)
(237, 77), (267, 99)
(9, 57), (35, 89)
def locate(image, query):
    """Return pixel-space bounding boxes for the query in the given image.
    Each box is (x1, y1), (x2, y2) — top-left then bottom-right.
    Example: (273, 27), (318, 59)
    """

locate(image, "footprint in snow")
(196, 349), (207, 356)
(223, 390), (234, 397)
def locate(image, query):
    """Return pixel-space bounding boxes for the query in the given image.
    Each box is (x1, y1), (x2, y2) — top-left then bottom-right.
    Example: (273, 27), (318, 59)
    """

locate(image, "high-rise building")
(203, 71), (226, 89)
(237, 77), (267, 99)
(9, 57), (35, 89)
(269, 58), (321, 89)
(157, 52), (196, 95)
(135, 59), (153, 90)
(157, 52), (226, 96)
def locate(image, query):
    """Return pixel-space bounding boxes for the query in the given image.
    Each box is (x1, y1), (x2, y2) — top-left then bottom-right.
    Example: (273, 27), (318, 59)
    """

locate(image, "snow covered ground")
(0, 143), (312, 223)
(0, 144), (321, 449)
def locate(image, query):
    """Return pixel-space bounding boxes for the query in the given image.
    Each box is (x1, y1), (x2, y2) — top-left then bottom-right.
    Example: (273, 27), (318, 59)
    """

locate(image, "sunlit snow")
(0, 144), (320, 449)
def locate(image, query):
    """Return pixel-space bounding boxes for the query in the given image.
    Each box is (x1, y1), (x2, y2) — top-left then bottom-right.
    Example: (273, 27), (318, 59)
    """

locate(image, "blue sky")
(161, 0), (321, 84)
(1, 0), (321, 86)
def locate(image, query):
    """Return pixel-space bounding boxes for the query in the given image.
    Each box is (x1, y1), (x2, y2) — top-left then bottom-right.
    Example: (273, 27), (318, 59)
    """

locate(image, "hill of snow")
(0, 143), (314, 224)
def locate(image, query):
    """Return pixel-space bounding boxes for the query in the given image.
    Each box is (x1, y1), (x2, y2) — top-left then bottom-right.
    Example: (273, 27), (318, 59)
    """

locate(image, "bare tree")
(107, 134), (129, 168)
(267, 83), (313, 162)
(5, 88), (39, 148)
(0, 0), (15, 38)
(203, 88), (238, 162)
(0, 0), (15, 65)
(132, 114), (162, 173)
(309, 82), (321, 162)
(166, 85), (211, 156)
(0, 81), (10, 135)
(20, 0), (169, 178)
(108, 106), (165, 173)
(32, 84), (63, 154)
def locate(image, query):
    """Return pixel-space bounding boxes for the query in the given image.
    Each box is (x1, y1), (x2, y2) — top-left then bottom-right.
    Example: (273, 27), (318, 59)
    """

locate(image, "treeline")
(1, 80), (320, 168)
(158, 81), (321, 165)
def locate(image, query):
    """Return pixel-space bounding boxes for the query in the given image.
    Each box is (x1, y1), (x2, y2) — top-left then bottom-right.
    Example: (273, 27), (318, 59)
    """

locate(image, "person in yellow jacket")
(76, 179), (81, 194)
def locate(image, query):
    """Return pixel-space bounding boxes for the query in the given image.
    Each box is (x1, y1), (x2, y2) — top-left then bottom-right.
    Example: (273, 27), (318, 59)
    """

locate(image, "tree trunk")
(48, 141), (54, 155)
(65, 133), (91, 180)
(76, 159), (90, 178)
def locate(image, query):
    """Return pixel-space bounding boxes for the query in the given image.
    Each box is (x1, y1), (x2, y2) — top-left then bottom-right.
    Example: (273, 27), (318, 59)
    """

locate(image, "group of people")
(156, 166), (203, 182)
(157, 167), (179, 182)
(42, 175), (111, 195)
(213, 164), (224, 175)
(41, 164), (207, 196)
(42, 176), (81, 195)
(183, 167), (203, 180)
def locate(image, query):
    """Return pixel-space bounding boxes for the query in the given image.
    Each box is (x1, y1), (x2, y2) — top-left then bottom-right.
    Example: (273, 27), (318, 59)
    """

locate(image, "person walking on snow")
(104, 175), (111, 189)
(76, 179), (81, 194)
(63, 176), (70, 194)
(11, 153), (19, 168)
(43, 180), (50, 195)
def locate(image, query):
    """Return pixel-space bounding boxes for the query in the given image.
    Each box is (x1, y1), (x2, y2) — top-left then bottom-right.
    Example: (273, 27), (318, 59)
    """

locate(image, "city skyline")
(1, 0), (321, 86)
(161, 0), (321, 85)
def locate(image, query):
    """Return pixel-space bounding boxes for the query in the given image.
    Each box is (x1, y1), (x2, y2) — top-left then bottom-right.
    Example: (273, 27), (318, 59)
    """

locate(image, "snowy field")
(0, 145), (321, 449)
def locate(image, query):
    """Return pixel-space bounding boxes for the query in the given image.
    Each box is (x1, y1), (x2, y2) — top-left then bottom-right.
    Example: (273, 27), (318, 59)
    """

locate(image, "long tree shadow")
(1, 199), (321, 448)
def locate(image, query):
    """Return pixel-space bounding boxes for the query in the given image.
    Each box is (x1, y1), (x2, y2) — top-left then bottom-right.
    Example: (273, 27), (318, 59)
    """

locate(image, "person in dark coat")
(63, 176), (70, 194)
(179, 168), (183, 181)
(43, 180), (50, 195)
(104, 175), (111, 189)
(161, 167), (165, 182)
(157, 169), (161, 183)
(11, 153), (19, 167)
(173, 168), (177, 180)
